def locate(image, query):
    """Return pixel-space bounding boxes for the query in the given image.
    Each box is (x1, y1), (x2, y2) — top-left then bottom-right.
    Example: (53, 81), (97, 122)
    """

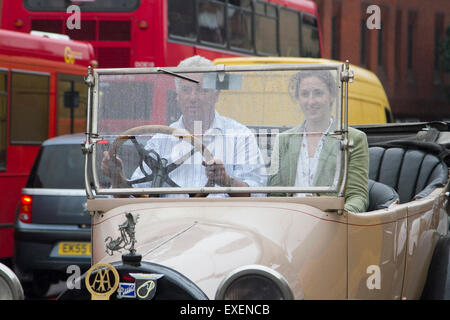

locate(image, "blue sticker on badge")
(117, 283), (136, 299)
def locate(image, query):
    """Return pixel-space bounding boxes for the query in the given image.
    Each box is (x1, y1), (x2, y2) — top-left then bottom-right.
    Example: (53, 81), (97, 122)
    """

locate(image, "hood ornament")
(105, 212), (139, 256)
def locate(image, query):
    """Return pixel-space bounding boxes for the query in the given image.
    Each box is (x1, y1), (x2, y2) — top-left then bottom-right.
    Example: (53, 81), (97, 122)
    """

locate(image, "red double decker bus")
(1, 0), (323, 68)
(0, 29), (96, 261)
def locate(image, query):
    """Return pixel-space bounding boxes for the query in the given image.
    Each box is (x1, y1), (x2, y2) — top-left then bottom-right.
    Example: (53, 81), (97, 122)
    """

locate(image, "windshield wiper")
(156, 67), (199, 84)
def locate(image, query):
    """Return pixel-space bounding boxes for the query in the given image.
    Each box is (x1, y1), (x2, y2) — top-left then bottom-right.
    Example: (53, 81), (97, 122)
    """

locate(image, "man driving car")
(101, 55), (266, 197)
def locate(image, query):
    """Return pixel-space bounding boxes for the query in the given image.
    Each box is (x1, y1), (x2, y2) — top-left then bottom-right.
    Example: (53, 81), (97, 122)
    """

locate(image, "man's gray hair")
(177, 55), (214, 68)
(175, 55), (214, 92)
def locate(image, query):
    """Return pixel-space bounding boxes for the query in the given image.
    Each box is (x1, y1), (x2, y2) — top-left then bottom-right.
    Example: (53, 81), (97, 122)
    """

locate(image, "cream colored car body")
(88, 187), (448, 299)
(83, 64), (449, 300)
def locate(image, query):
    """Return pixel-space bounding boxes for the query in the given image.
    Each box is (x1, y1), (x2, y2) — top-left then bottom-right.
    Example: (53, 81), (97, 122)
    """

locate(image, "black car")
(13, 134), (91, 297)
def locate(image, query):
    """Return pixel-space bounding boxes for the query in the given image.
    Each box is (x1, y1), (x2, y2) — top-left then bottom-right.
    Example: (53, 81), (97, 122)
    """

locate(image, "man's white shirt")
(130, 111), (267, 197)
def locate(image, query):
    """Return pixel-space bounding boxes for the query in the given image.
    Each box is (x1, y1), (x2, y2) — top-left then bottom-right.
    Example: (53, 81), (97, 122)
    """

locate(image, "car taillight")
(19, 195), (32, 223)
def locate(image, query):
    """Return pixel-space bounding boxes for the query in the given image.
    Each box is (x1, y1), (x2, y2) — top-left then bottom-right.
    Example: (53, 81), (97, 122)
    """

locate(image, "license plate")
(58, 242), (91, 256)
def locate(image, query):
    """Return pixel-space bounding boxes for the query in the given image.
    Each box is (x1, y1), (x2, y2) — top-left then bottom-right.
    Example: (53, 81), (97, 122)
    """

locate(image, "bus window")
(280, 8), (300, 57)
(301, 13), (320, 58)
(198, 0), (226, 45)
(4, 0), (323, 68)
(168, 0), (196, 40)
(23, 0), (140, 12)
(0, 71), (7, 171)
(57, 74), (88, 136)
(10, 72), (49, 144)
(227, 0), (252, 51)
(255, 1), (278, 55)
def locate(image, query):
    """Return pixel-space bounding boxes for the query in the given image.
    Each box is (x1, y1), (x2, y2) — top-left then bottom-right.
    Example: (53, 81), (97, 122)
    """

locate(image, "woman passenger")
(268, 70), (369, 213)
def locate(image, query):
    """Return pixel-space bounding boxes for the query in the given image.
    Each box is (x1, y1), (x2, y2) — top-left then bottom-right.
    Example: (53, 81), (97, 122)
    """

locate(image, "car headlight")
(215, 265), (293, 300)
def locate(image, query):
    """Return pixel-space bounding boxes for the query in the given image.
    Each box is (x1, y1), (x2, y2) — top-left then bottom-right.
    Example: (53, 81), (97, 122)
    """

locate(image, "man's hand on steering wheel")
(203, 159), (232, 187)
(105, 125), (215, 192)
(102, 125), (250, 197)
(101, 151), (130, 188)
(203, 159), (250, 197)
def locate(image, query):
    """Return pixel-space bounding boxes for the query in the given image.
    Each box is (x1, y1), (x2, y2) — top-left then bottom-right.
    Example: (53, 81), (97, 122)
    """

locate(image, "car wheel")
(421, 235), (450, 300)
(0, 263), (24, 300)
(23, 272), (51, 299)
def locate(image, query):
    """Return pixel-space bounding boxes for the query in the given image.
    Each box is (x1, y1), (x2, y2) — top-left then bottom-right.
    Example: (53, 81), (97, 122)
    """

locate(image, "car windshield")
(89, 65), (345, 196)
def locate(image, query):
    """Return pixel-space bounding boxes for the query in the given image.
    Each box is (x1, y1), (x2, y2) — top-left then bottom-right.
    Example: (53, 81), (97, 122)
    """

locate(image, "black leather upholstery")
(369, 145), (448, 204)
(367, 179), (399, 211)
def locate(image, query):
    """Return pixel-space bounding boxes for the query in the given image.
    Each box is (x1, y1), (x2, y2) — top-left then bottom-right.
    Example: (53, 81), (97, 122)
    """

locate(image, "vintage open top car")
(58, 61), (449, 300)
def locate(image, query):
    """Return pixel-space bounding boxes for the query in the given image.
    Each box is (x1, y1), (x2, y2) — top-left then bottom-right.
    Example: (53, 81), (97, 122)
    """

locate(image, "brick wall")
(314, 0), (450, 121)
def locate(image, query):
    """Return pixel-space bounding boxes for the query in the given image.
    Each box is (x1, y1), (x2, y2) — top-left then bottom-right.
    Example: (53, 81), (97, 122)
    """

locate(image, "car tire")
(421, 235), (450, 300)
(0, 263), (24, 300)
(23, 272), (51, 299)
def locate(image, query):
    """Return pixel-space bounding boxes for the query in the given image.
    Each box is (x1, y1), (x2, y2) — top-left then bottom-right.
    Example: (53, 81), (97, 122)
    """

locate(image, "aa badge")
(130, 273), (164, 300)
(85, 263), (120, 300)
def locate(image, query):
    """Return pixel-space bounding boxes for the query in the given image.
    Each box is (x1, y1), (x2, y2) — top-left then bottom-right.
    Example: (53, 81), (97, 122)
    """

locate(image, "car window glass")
(198, 0), (226, 45)
(280, 8), (300, 57)
(301, 14), (320, 58)
(27, 144), (85, 189)
(92, 68), (343, 195)
(168, 0), (196, 39)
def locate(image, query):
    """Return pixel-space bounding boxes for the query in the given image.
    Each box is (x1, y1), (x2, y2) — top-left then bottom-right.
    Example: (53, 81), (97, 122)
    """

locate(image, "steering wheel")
(108, 125), (214, 194)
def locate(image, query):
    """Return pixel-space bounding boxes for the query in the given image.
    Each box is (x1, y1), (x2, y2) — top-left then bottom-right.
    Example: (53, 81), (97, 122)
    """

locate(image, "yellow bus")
(213, 57), (393, 125)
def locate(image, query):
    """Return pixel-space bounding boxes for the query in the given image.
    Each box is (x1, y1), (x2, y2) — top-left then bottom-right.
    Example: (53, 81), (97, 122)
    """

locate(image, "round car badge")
(129, 273), (164, 300)
(85, 263), (120, 300)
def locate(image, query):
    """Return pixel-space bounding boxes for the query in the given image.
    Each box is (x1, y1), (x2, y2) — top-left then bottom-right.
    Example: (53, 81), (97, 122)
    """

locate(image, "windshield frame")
(85, 63), (348, 197)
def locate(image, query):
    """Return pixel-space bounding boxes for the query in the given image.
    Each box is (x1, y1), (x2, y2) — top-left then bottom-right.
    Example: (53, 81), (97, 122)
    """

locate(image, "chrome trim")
(215, 264), (295, 300)
(15, 220), (90, 231)
(92, 70), (99, 135)
(93, 62), (343, 75)
(338, 61), (352, 199)
(0, 263), (24, 300)
(88, 69), (100, 199)
(85, 151), (94, 199)
(92, 143), (102, 193)
(85, 66), (95, 199)
(94, 186), (339, 195)
(21, 188), (86, 196)
(89, 64), (346, 200)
